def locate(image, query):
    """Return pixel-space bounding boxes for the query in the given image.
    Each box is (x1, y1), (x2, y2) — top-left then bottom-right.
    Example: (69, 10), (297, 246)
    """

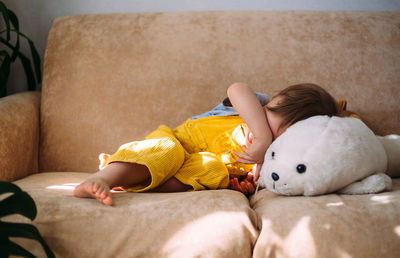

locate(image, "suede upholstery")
(40, 11), (400, 173)
(12, 173), (258, 257)
(0, 92), (40, 181)
(1, 11), (399, 258)
(251, 180), (400, 258)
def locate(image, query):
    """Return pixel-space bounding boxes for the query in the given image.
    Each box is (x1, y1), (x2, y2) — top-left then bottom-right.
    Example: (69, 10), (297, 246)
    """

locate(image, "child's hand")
(235, 126), (267, 164)
(233, 127), (265, 182)
(235, 143), (265, 165)
(230, 173), (256, 195)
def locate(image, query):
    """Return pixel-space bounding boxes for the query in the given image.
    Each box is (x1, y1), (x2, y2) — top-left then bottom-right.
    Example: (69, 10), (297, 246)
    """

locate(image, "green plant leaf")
(0, 221), (55, 258)
(0, 182), (36, 220)
(12, 36), (20, 62)
(0, 37), (36, 91)
(0, 181), (22, 195)
(0, 238), (35, 258)
(0, 51), (11, 97)
(28, 39), (41, 83)
(0, 35), (40, 90)
(0, 1), (42, 95)
(7, 8), (19, 31)
(0, 191), (37, 220)
(18, 51), (36, 90)
(17, 31), (41, 83)
(0, 1), (10, 40)
(7, 9), (20, 61)
(0, 182), (54, 257)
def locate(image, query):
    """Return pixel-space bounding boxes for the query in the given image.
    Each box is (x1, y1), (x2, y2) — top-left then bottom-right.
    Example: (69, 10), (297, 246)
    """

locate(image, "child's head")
(264, 83), (339, 139)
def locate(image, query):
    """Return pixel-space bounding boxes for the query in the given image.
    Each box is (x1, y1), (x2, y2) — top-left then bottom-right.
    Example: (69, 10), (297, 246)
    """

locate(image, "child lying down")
(74, 82), (341, 205)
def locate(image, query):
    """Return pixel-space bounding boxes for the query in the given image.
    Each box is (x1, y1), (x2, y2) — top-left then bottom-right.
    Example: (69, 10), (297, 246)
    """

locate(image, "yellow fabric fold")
(107, 116), (254, 192)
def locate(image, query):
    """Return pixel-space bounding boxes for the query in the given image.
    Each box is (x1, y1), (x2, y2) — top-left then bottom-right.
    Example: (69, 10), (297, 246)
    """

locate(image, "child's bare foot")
(74, 177), (113, 206)
(74, 161), (151, 205)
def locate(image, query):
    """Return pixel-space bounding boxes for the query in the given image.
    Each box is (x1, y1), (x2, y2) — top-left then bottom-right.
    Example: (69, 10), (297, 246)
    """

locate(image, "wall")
(2, 0), (400, 94)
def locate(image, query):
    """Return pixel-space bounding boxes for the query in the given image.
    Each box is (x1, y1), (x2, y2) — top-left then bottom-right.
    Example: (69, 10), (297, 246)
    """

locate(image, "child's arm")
(227, 83), (273, 181)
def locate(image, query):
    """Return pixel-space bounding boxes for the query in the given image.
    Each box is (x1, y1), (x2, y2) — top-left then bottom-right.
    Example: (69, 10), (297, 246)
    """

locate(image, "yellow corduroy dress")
(106, 116), (254, 192)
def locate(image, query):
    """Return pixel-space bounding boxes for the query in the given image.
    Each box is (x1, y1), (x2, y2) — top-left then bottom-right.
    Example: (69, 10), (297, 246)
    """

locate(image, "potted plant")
(0, 1), (41, 97)
(0, 181), (54, 257)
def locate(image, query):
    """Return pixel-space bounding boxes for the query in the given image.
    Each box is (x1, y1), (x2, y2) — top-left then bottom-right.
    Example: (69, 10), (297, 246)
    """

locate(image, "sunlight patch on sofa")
(322, 223), (331, 230)
(161, 211), (254, 256)
(394, 226), (400, 237)
(326, 201), (344, 207)
(46, 183), (79, 190)
(370, 195), (392, 204)
(260, 216), (316, 257)
(335, 249), (352, 258)
(46, 183), (123, 193)
(282, 216), (316, 257)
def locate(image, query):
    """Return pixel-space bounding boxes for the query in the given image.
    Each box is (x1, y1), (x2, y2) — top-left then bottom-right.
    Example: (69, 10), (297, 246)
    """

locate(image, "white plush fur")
(258, 116), (394, 196)
(377, 134), (400, 178)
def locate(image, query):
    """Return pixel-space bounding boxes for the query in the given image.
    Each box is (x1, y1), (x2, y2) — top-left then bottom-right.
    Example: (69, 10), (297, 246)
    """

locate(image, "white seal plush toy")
(257, 116), (399, 196)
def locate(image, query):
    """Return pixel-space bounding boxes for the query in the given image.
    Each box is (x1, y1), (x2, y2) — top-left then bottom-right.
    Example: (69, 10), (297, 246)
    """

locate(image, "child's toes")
(95, 188), (106, 200)
(102, 195), (113, 206)
(91, 183), (100, 194)
(100, 191), (108, 200)
(97, 189), (112, 206)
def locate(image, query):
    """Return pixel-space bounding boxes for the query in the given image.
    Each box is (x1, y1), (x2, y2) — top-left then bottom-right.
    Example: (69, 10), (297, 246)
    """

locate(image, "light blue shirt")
(192, 93), (269, 120)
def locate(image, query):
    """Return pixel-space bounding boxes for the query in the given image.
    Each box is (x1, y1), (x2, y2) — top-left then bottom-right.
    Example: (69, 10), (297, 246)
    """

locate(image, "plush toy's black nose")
(271, 172), (279, 181)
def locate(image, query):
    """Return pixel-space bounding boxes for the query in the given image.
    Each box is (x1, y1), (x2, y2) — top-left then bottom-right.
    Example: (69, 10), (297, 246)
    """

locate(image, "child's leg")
(152, 177), (192, 192)
(75, 125), (186, 204)
(74, 162), (150, 205)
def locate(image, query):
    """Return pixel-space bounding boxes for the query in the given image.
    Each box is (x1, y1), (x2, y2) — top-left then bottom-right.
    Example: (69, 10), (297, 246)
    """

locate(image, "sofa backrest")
(40, 11), (400, 172)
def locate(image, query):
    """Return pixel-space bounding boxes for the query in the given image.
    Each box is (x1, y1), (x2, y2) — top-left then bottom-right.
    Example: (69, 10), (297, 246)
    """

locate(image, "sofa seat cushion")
(250, 179), (400, 258)
(11, 172), (258, 257)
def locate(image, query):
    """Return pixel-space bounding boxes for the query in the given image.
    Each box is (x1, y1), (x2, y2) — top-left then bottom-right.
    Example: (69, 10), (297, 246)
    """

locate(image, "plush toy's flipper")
(377, 134), (400, 178)
(338, 173), (392, 194)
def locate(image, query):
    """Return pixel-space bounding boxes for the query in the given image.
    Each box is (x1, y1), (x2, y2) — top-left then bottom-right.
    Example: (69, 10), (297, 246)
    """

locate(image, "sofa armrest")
(0, 91), (40, 181)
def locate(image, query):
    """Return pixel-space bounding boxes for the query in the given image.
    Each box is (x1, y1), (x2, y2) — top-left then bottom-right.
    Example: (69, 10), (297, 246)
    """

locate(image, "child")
(74, 83), (339, 205)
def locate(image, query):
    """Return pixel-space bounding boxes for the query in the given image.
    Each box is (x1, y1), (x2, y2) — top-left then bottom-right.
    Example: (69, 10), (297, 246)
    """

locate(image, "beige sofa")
(2, 11), (399, 257)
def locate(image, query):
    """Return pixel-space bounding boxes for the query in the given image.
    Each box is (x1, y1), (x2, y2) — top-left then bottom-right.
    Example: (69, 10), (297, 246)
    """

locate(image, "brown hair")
(267, 83), (339, 130)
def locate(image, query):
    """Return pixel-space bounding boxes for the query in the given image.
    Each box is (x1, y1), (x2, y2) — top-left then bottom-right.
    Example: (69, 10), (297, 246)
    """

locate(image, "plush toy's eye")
(271, 152), (275, 159)
(296, 164), (306, 173)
